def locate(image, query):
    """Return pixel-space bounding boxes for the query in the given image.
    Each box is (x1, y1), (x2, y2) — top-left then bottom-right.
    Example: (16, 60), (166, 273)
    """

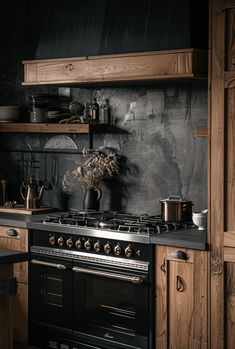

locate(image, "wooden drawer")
(13, 282), (28, 343)
(0, 226), (28, 283)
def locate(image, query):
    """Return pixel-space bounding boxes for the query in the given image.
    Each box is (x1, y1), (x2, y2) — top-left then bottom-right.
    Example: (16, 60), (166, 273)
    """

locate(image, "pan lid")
(160, 195), (192, 204)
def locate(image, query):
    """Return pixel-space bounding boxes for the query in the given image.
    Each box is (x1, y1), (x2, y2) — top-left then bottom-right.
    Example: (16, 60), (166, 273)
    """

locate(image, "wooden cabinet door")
(13, 282), (28, 343)
(0, 225), (29, 343)
(155, 246), (208, 349)
(0, 226), (28, 283)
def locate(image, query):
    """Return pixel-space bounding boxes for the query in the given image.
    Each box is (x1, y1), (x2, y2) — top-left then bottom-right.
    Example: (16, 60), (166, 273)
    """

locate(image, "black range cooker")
(29, 211), (193, 349)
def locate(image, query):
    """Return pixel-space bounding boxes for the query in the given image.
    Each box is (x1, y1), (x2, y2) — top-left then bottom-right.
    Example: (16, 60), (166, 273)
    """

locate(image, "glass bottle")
(99, 99), (110, 124)
(91, 98), (99, 123)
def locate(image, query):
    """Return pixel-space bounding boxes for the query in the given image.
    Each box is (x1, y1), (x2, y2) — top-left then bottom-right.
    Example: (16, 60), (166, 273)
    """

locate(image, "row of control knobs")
(48, 235), (139, 258)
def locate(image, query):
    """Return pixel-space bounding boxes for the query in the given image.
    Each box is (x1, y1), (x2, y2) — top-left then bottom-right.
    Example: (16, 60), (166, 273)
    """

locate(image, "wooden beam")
(22, 49), (208, 85)
(209, 0), (225, 348)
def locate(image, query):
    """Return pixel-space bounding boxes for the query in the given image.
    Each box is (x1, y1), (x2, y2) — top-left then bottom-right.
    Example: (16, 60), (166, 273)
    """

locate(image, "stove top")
(43, 211), (194, 235)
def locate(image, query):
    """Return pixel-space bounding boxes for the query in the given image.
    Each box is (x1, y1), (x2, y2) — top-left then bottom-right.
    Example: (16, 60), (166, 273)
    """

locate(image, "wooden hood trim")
(22, 48), (207, 86)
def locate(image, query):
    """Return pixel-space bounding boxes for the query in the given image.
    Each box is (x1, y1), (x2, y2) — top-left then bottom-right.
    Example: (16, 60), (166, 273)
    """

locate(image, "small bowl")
(192, 211), (207, 230)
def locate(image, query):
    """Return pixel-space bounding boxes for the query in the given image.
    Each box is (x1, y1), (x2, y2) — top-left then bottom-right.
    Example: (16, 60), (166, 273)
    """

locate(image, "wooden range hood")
(22, 48), (207, 86)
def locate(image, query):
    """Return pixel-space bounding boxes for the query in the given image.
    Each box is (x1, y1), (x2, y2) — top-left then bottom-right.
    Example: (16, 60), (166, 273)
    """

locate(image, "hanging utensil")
(44, 154), (52, 190)
(51, 154), (59, 188)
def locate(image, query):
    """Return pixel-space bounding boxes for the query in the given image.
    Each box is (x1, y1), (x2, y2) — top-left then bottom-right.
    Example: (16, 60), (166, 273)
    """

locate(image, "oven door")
(29, 253), (73, 337)
(73, 261), (149, 349)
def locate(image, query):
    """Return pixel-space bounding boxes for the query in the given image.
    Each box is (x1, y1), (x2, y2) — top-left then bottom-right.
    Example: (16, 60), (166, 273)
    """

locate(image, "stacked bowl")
(0, 105), (20, 122)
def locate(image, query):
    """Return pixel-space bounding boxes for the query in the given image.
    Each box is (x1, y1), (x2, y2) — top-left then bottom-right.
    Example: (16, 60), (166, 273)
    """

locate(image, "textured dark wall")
(0, 82), (207, 215)
(0, 0), (208, 215)
(35, 0), (208, 58)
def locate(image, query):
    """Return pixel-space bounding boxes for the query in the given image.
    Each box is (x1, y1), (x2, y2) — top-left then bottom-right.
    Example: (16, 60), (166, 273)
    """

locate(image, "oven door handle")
(31, 259), (67, 270)
(72, 266), (145, 284)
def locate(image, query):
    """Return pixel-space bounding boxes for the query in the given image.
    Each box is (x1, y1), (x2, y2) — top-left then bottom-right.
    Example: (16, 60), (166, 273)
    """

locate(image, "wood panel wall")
(210, 1), (235, 348)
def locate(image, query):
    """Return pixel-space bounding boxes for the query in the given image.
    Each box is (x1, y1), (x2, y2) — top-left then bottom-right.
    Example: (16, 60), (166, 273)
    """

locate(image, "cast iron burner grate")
(43, 211), (194, 234)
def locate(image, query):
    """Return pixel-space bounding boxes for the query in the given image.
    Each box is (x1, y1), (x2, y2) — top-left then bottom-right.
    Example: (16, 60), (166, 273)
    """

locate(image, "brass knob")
(75, 239), (82, 249)
(57, 236), (64, 247)
(125, 244), (132, 257)
(94, 241), (102, 252)
(114, 243), (122, 256)
(84, 239), (92, 251)
(49, 235), (56, 246)
(66, 238), (73, 248)
(104, 242), (112, 254)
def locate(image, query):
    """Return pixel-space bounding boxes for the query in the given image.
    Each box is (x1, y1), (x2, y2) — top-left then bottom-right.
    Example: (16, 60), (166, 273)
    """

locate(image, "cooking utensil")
(44, 154), (52, 190)
(20, 176), (44, 209)
(160, 195), (193, 222)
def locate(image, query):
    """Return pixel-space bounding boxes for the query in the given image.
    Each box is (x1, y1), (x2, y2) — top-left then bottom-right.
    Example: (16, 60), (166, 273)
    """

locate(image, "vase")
(83, 188), (102, 211)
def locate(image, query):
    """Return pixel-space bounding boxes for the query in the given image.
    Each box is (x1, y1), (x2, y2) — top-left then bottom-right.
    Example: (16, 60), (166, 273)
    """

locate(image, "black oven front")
(29, 230), (154, 349)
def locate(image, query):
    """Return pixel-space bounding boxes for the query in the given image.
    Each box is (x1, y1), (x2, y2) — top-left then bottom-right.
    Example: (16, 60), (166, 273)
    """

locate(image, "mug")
(30, 108), (47, 123)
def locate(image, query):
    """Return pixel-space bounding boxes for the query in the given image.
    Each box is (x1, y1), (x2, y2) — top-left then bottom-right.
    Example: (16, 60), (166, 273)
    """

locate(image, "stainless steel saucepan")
(160, 195), (193, 222)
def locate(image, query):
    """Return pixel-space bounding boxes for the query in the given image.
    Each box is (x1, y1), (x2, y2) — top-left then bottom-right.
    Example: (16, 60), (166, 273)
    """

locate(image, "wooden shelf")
(195, 126), (208, 137)
(0, 123), (110, 134)
(22, 48), (208, 86)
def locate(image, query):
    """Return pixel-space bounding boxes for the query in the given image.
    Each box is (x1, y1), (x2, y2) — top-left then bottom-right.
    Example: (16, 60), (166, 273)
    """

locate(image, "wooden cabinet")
(22, 49), (207, 86)
(0, 226), (28, 343)
(155, 245), (208, 349)
(224, 233), (235, 348)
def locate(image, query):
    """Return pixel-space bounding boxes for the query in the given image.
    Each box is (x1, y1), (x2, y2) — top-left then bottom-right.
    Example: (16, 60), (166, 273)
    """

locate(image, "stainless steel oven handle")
(31, 259), (67, 270)
(72, 266), (145, 284)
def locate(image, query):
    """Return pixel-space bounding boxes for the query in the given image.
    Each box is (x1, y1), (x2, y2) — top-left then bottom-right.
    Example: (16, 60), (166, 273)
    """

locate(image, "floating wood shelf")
(22, 48), (208, 86)
(0, 123), (110, 133)
(195, 126), (208, 137)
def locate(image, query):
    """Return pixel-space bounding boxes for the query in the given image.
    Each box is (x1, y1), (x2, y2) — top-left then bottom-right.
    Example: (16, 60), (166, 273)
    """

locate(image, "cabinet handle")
(160, 260), (166, 273)
(66, 63), (74, 71)
(170, 250), (189, 261)
(6, 229), (18, 237)
(176, 275), (185, 292)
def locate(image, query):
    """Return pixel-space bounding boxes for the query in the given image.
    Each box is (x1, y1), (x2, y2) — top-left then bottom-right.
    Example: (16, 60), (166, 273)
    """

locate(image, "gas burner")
(43, 211), (193, 235)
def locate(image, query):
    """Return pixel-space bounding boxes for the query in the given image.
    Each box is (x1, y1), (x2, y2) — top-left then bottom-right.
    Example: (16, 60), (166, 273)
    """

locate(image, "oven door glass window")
(30, 254), (73, 330)
(73, 263), (149, 349)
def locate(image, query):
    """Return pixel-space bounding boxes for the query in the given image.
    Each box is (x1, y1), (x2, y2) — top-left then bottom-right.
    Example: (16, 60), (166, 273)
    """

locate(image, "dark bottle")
(91, 98), (99, 123)
(99, 99), (110, 124)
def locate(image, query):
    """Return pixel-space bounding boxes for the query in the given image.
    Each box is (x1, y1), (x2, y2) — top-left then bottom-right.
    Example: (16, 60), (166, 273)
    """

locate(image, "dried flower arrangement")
(74, 146), (120, 190)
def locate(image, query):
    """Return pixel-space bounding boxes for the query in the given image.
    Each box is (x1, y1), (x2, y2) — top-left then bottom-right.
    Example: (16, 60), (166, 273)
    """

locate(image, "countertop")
(0, 248), (28, 265)
(0, 212), (208, 251)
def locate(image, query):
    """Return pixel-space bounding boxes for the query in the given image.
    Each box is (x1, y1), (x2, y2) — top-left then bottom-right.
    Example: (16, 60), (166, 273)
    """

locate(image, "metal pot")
(160, 196), (193, 222)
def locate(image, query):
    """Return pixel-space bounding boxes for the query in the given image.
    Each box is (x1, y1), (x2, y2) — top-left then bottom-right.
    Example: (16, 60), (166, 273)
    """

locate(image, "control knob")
(104, 242), (112, 254)
(66, 238), (73, 248)
(84, 239), (92, 251)
(57, 236), (65, 247)
(94, 241), (102, 252)
(125, 244), (133, 258)
(49, 235), (56, 246)
(114, 243), (122, 256)
(75, 239), (82, 250)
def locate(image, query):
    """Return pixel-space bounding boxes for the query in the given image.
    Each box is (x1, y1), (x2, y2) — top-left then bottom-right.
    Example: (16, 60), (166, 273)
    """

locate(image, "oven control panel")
(49, 234), (141, 258)
(31, 230), (151, 261)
